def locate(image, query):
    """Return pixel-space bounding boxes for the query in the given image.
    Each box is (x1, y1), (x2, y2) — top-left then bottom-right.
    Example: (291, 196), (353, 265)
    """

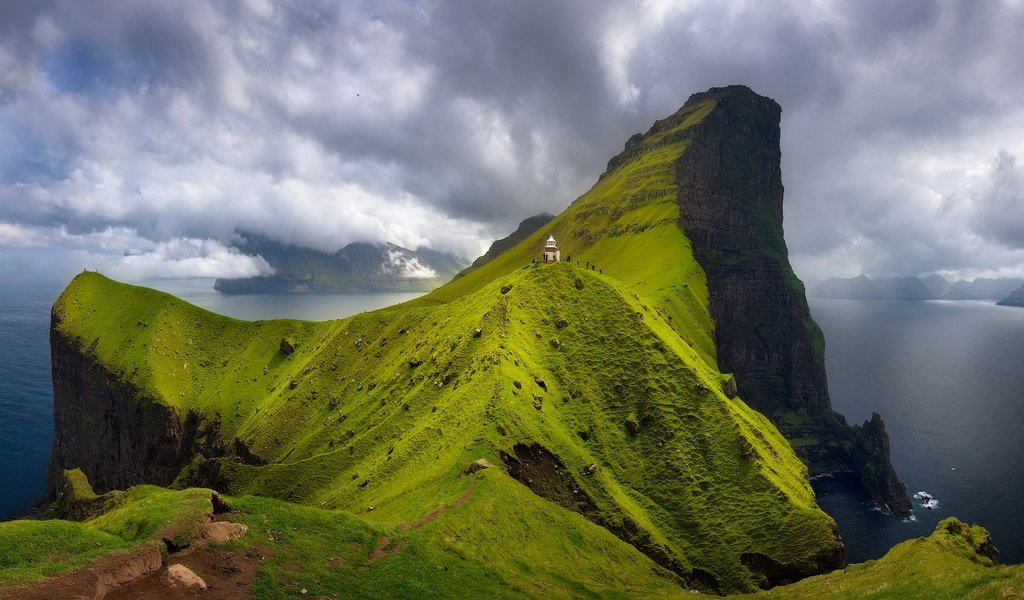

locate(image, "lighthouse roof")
(545, 235), (557, 247)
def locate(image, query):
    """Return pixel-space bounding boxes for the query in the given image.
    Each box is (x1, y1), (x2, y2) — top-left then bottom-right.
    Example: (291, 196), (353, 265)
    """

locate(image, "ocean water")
(809, 298), (1024, 564)
(0, 282), (62, 520)
(0, 278), (423, 520)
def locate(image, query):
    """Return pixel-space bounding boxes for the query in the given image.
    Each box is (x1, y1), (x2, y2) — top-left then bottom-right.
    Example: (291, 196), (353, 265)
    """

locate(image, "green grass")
(0, 520), (132, 589)
(51, 261), (841, 592)
(228, 478), (686, 599)
(738, 518), (1024, 599)
(86, 485), (213, 545)
(0, 485), (212, 593)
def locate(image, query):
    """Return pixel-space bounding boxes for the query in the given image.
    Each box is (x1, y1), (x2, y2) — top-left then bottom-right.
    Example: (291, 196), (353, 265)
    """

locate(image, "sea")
(2, 281), (1023, 565)
(809, 298), (1024, 564)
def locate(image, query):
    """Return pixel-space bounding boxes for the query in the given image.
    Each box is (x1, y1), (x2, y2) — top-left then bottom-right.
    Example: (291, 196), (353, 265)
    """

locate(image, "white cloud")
(381, 249), (437, 279)
(107, 237), (273, 280)
(0, 223), (47, 247)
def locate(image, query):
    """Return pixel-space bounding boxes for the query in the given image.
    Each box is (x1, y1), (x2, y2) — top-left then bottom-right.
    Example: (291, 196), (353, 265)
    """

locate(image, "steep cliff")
(49, 320), (201, 496)
(669, 86), (910, 516)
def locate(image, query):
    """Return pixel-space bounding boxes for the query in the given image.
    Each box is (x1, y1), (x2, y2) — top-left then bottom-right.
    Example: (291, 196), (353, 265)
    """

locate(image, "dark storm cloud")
(0, 0), (1022, 281)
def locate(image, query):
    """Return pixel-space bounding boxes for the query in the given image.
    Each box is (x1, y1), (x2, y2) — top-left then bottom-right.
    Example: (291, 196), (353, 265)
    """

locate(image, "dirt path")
(105, 546), (269, 600)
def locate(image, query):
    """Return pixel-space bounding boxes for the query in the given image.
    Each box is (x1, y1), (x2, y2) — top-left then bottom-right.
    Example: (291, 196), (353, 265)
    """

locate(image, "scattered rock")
(500, 284), (513, 294)
(473, 328), (483, 338)
(280, 337), (296, 355)
(574, 277), (585, 290)
(555, 318), (569, 329)
(532, 394), (543, 410)
(408, 358), (423, 368)
(466, 458), (493, 474)
(625, 419), (640, 437)
(722, 375), (738, 399)
(582, 464), (597, 476)
(513, 380), (522, 389)
(197, 521), (248, 545)
(550, 339), (561, 349)
(165, 564), (207, 590)
(533, 376), (548, 392)
(289, 380), (298, 390)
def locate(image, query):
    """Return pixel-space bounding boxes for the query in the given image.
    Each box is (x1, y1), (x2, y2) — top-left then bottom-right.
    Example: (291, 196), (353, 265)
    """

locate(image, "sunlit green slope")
(53, 261), (840, 593)
(7, 479), (1023, 599)
(740, 518), (1023, 599)
(418, 94), (721, 365)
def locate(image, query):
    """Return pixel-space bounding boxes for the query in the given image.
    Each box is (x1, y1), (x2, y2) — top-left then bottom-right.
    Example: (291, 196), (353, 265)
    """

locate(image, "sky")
(1, 0), (1023, 286)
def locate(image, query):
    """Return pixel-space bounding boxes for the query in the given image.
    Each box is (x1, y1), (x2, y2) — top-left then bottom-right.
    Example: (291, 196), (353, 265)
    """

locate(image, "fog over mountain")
(2, 0), (1024, 284)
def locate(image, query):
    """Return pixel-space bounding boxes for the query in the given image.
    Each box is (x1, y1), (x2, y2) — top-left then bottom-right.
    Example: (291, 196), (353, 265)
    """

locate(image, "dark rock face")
(672, 85), (911, 517)
(47, 318), (224, 497)
(851, 414), (911, 516)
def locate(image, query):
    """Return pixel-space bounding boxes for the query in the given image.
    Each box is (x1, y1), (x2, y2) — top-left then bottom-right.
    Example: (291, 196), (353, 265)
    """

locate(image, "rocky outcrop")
(850, 414), (911, 515)
(671, 85), (911, 517)
(47, 315), (222, 497)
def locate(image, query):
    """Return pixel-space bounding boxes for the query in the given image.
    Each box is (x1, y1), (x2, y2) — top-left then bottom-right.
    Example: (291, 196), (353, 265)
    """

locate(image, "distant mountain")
(214, 235), (467, 294)
(874, 276), (936, 300)
(453, 212), (554, 279)
(997, 283), (1024, 307)
(814, 274), (1024, 302)
(955, 278), (1024, 301)
(811, 275), (885, 299)
(919, 274), (953, 297)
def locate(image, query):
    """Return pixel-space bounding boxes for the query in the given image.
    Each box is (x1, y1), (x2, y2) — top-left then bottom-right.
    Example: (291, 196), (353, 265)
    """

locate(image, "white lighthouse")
(543, 235), (560, 263)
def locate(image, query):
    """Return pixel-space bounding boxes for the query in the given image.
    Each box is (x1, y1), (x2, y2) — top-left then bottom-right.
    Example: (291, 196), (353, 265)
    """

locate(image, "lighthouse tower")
(543, 235), (560, 262)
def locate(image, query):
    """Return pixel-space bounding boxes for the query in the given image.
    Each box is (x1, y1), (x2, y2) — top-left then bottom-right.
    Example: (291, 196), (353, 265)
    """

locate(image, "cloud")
(107, 238), (272, 280)
(0, 222), (47, 247)
(963, 150), (1024, 249)
(381, 249), (437, 280)
(0, 0), (1022, 284)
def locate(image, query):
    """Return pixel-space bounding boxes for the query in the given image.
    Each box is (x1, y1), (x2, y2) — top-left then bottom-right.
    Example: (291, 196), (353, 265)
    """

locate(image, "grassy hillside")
(741, 518), (1023, 599)
(421, 94), (720, 365)
(6, 479), (1022, 598)
(52, 263), (842, 593)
